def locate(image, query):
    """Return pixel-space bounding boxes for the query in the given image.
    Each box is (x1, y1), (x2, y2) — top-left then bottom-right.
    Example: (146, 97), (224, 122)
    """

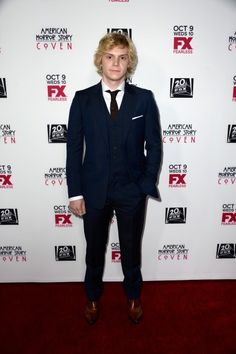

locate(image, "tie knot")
(106, 89), (120, 99)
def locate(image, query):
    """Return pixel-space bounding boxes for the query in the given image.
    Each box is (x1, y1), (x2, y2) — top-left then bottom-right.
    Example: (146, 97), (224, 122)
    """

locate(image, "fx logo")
(232, 86), (236, 101)
(174, 37), (192, 50)
(55, 214), (72, 226)
(48, 85), (66, 98)
(0, 175), (12, 186)
(169, 174), (186, 185)
(112, 250), (121, 262)
(222, 213), (236, 223)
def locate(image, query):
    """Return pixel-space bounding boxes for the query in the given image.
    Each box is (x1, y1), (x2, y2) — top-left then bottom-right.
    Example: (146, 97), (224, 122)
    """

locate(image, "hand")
(69, 199), (86, 217)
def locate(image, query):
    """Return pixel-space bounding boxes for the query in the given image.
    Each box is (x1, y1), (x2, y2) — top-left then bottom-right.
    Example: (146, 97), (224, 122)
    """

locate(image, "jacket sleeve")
(139, 91), (162, 197)
(66, 92), (84, 198)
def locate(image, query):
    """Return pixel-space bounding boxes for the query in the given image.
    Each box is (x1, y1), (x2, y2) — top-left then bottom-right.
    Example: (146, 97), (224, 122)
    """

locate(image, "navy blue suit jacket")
(66, 81), (162, 208)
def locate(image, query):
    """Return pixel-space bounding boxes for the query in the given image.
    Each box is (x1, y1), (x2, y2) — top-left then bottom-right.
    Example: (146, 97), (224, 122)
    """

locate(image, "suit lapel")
(118, 82), (137, 143)
(92, 82), (110, 147)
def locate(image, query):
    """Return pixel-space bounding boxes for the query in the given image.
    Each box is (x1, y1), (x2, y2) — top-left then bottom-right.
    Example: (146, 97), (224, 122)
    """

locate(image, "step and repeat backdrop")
(0, 0), (235, 282)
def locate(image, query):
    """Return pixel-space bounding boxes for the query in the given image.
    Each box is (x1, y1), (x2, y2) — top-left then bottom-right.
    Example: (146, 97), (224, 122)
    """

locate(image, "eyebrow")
(103, 52), (129, 57)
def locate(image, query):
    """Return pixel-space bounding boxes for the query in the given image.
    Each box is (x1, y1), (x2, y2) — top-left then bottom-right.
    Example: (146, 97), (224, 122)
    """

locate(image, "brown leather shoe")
(128, 299), (143, 324)
(84, 301), (99, 325)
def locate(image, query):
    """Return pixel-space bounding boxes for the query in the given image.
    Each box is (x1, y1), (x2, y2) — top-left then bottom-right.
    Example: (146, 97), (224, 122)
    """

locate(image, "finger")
(68, 205), (85, 217)
(79, 209), (86, 217)
(69, 207), (79, 216)
(81, 205), (86, 215)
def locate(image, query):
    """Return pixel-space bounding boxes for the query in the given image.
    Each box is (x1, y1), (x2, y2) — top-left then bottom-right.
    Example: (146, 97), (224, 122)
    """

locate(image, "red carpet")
(1, 281), (235, 354)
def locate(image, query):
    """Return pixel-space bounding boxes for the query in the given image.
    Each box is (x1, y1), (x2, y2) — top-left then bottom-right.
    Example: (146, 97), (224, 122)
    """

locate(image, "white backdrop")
(0, 0), (235, 282)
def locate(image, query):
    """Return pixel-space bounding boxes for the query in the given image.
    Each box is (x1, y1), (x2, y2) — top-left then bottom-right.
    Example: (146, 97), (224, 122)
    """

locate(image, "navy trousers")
(83, 180), (147, 301)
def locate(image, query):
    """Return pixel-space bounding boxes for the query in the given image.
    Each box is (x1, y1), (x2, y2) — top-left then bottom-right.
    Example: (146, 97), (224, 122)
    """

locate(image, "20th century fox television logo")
(0, 209), (19, 225)
(165, 207), (187, 224)
(216, 244), (236, 258)
(170, 78), (194, 98)
(55, 246), (76, 261)
(227, 125), (236, 143)
(107, 28), (132, 38)
(0, 78), (7, 98)
(47, 124), (67, 143)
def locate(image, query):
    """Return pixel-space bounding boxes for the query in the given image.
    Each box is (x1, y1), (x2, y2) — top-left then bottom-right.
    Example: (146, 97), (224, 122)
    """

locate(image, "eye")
(120, 55), (128, 61)
(105, 54), (112, 60)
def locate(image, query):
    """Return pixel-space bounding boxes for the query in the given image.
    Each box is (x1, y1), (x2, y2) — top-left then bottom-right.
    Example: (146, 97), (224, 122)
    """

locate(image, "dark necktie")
(106, 90), (120, 119)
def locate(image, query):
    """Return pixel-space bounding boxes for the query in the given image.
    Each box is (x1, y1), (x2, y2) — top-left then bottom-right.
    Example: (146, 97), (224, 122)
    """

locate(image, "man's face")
(101, 46), (129, 86)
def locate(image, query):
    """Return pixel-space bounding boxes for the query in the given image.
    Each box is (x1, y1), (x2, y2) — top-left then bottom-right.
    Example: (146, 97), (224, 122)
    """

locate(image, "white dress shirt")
(69, 80), (125, 202)
(102, 80), (125, 112)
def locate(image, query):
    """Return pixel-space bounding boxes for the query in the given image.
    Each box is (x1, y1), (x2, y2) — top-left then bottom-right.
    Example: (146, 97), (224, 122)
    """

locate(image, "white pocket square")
(132, 115), (143, 120)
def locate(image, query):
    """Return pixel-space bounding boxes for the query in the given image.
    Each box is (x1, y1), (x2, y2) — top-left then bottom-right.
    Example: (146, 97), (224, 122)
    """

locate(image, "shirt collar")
(101, 80), (125, 93)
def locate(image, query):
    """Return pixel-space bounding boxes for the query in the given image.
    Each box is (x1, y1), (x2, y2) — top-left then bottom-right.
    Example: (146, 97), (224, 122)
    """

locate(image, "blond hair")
(94, 32), (138, 78)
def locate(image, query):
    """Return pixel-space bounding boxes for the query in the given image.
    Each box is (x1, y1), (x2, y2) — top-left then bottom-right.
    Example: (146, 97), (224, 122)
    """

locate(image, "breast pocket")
(131, 114), (144, 121)
(130, 114), (145, 137)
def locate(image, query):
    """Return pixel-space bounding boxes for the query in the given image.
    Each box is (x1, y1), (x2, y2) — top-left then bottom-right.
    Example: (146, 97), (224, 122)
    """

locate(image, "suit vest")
(107, 114), (130, 185)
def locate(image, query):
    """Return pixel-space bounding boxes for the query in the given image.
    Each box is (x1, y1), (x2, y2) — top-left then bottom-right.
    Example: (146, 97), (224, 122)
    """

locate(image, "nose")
(113, 56), (119, 66)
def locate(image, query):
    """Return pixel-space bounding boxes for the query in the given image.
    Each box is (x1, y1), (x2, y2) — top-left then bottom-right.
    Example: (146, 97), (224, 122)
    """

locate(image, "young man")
(66, 33), (162, 324)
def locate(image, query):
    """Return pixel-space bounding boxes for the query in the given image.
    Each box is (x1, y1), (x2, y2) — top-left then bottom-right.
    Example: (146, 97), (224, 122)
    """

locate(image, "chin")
(110, 75), (123, 81)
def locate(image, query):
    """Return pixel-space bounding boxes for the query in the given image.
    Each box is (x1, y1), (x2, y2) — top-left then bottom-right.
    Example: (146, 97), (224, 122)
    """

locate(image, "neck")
(102, 77), (125, 90)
